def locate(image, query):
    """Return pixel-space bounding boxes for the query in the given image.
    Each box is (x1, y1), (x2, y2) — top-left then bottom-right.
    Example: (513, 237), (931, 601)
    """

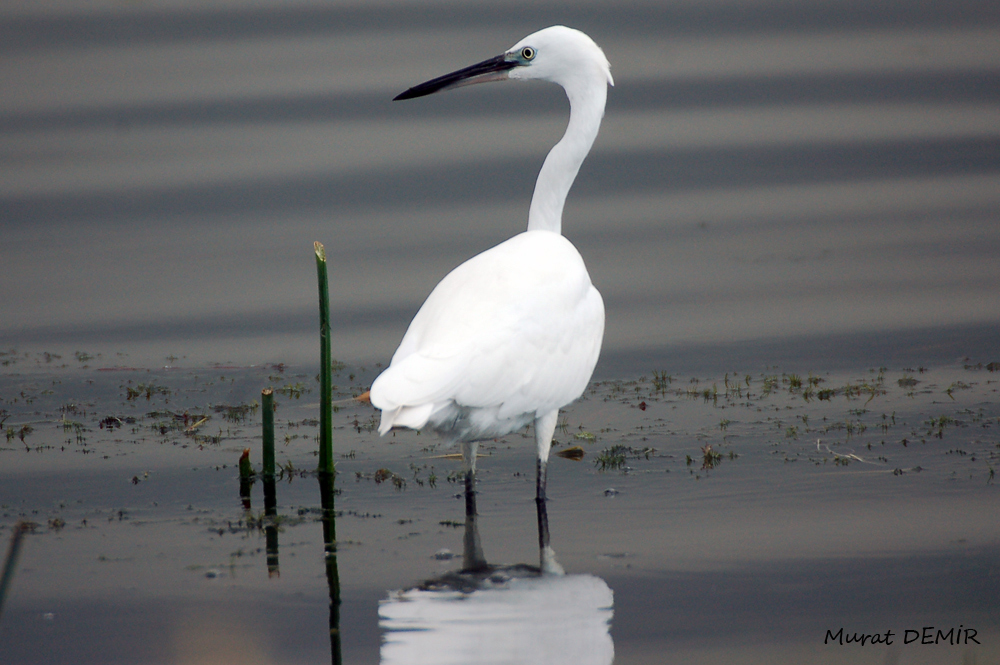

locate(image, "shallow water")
(2, 1), (1000, 663)
(1, 358), (998, 663)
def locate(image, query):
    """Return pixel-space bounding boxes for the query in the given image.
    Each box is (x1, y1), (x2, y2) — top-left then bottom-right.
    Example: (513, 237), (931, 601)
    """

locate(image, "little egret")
(369, 26), (612, 569)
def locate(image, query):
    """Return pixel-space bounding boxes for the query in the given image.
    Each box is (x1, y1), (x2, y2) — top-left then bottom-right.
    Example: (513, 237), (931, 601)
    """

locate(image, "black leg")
(461, 464), (487, 572)
(465, 469), (477, 518)
(536, 457), (550, 552)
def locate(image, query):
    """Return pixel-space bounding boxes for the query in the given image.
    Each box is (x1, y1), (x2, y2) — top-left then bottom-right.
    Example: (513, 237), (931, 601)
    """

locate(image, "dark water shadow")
(3, 1), (998, 53)
(240, 465), (343, 663)
(597, 320), (1000, 378)
(5, 69), (999, 133)
(607, 547), (1000, 657)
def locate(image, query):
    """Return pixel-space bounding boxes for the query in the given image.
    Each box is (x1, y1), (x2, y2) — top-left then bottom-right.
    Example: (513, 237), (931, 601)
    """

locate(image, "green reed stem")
(315, 242), (334, 475)
(261, 388), (275, 478)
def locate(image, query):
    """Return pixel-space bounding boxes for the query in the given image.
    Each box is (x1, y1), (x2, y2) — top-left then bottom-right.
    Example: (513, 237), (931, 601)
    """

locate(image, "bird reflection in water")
(378, 471), (614, 665)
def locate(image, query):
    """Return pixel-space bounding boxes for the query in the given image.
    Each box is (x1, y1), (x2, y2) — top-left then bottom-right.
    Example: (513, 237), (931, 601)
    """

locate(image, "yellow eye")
(520, 46), (535, 60)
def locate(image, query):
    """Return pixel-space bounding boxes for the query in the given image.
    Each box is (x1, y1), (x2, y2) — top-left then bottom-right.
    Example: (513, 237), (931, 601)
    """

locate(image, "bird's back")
(370, 229), (604, 442)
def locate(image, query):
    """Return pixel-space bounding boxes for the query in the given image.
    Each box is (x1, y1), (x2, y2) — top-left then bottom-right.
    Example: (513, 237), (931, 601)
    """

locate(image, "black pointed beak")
(394, 53), (517, 101)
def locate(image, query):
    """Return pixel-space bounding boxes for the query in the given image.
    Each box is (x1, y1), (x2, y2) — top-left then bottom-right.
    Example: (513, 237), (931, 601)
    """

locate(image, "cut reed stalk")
(315, 241), (334, 475)
(262, 388), (275, 478)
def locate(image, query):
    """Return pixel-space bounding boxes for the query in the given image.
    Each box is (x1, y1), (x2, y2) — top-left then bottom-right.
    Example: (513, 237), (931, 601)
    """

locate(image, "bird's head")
(393, 26), (612, 102)
(507, 26), (613, 90)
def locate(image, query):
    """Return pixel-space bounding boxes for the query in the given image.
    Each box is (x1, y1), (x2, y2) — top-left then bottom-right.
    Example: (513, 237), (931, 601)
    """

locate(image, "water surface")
(1, 1), (999, 663)
(2, 0), (998, 369)
(1, 359), (998, 663)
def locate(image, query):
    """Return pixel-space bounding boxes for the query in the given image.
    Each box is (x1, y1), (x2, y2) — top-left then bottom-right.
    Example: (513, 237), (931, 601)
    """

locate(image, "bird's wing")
(370, 231), (603, 426)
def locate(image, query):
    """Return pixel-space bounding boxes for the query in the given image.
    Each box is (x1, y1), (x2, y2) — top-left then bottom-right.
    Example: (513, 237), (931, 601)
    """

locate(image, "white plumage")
(370, 27), (612, 540)
(374, 230), (603, 442)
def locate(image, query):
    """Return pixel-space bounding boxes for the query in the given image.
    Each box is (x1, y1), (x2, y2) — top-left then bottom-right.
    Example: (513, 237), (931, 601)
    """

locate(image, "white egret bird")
(370, 26), (611, 568)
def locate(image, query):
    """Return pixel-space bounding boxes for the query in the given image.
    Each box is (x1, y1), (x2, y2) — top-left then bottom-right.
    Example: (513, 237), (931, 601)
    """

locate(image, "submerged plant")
(125, 383), (171, 401)
(373, 468), (406, 490)
(594, 444), (655, 472)
(353, 415), (379, 434)
(277, 382), (308, 399)
(701, 444), (722, 470)
(651, 371), (672, 394)
(945, 382), (971, 400)
(215, 401), (260, 423)
(6, 424), (34, 444)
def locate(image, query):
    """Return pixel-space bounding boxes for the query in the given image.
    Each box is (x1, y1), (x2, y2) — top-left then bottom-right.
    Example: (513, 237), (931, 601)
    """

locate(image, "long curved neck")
(526, 80), (607, 234)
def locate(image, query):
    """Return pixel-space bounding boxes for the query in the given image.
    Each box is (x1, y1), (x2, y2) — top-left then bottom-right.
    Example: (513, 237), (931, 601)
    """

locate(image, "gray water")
(2, 0), (998, 373)
(1, 361), (999, 664)
(2, 2), (1000, 664)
